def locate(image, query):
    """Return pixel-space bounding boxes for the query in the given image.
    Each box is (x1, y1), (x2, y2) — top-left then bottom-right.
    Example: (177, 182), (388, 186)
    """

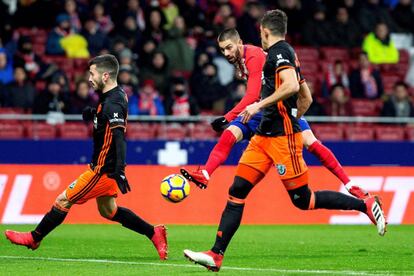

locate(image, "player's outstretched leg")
(181, 128), (238, 189)
(184, 173), (256, 271)
(287, 184), (387, 236)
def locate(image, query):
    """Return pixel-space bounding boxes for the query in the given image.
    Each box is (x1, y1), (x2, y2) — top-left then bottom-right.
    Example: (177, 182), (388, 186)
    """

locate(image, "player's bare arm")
(241, 68), (299, 123)
(296, 81), (313, 119)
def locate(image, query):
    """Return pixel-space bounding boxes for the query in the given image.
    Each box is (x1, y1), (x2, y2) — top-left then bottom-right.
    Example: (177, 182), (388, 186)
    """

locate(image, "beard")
(226, 49), (241, 64)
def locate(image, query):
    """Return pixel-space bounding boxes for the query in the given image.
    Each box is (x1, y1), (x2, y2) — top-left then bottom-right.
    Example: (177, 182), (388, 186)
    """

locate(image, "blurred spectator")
(138, 38), (157, 68)
(302, 4), (334, 47)
(118, 48), (139, 76)
(69, 80), (97, 114)
(159, 16), (194, 72)
(305, 80), (327, 116)
(325, 84), (353, 116)
(165, 76), (199, 116)
(129, 79), (165, 116)
(381, 81), (414, 117)
(160, 0), (180, 30)
(33, 78), (70, 114)
(60, 32), (90, 58)
(330, 6), (361, 48)
(3, 66), (35, 109)
(349, 52), (384, 99)
(213, 3), (234, 29)
(143, 7), (167, 44)
(0, 48), (14, 85)
(119, 15), (142, 52)
(322, 60), (350, 97)
(118, 64), (139, 98)
(277, 0), (304, 37)
(93, 3), (114, 34)
(14, 36), (58, 80)
(224, 79), (246, 113)
(362, 22), (399, 64)
(177, 0), (206, 29)
(125, 0), (146, 32)
(46, 14), (72, 55)
(358, 0), (399, 33)
(81, 18), (110, 56)
(140, 51), (170, 96)
(223, 15), (237, 30)
(237, 2), (264, 45)
(52, 71), (71, 95)
(64, 0), (82, 33)
(391, 0), (414, 34)
(192, 62), (226, 112)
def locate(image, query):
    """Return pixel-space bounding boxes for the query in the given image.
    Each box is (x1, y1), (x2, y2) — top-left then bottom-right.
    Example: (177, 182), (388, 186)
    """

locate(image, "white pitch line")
(0, 255), (402, 275)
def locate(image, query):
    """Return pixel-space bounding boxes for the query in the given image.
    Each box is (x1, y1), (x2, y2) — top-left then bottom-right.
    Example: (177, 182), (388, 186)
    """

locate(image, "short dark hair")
(261, 9), (287, 37)
(88, 54), (119, 80)
(218, 28), (240, 42)
(394, 80), (408, 89)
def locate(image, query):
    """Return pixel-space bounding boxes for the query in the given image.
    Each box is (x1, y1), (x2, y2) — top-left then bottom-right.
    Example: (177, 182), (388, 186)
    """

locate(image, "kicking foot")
(364, 196), (387, 236)
(151, 225), (168, 260)
(180, 167), (209, 189)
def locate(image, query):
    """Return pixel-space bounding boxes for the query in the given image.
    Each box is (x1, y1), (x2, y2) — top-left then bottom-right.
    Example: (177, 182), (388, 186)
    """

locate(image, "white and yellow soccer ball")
(160, 174), (190, 203)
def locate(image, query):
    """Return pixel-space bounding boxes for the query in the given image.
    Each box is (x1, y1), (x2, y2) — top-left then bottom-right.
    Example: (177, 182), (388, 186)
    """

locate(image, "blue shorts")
(298, 116), (311, 131)
(229, 112), (262, 140)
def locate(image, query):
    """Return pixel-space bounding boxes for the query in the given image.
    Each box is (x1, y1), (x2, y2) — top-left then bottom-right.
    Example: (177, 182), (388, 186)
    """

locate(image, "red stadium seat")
(375, 126), (405, 141)
(26, 122), (57, 139)
(58, 123), (89, 139)
(295, 47), (319, 62)
(311, 124), (344, 141)
(299, 61), (319, 76)
(320, 47), (349, 62)
(157, 124), (188, 140)
(399, 49), (410, 64)
(344, 125), (375, 141)
(126, 123), (157, 140)
(189, 123), (218, 140)
(350, 99), (381, 117)
(0, 123), (25, 139)
(382, 74), (402, 94)
(406, 126), (414, 141)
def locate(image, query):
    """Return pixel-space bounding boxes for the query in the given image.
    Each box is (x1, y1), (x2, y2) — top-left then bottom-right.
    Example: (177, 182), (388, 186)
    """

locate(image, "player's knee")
(98, 206), (113, 219)
(302, 130), (317, 148)
(228, 176), (254, 199)
(288, 185), (313, 210)
(55, 192), (72, 210)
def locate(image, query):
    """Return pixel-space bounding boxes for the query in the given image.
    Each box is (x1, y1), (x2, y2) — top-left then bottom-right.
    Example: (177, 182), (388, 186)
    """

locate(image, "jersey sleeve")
(224, 49), (265, 122)
(102, 99), (127, 129)
(273, 47), (295, 73)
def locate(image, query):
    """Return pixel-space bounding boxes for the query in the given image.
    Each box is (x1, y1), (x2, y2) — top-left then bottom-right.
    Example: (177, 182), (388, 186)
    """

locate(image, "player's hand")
(108, 171), (131, 194)
(211, 116), (229, 132)
(82, 106), (96, 122)
(240, 102), (261, 124)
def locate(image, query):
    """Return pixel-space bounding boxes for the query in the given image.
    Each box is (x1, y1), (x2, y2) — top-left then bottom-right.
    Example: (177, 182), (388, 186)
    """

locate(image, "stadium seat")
(126, 123), (157, 140)
(382, 74), (401, 93)
(0, 123), (25, 139)
(350, 99), (381, 117)
(311, 124), (344, 141)
(299, 61), (319, 76)
(344, 125), (375, 141)
(375, 126), (405, 141)
(406, 126), (414, 141)
(189, 123), (218, 140)
(295, 47), (319, 62)
(157, 124), (188, 140)
(26, 122), (57, 139)
(398, 49), (410, 64)
(320, 47), (349, 62)
(58, 122), (89, 139)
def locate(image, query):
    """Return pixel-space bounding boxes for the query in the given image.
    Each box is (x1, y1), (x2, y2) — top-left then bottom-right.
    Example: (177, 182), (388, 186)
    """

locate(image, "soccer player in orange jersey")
(5, 55), (168, 260)
(184, 10), (386, 272)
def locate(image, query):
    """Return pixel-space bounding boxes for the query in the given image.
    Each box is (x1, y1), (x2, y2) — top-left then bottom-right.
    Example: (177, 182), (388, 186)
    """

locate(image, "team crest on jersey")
(69, 180), (77, 189)
(276, 164), (286, 176)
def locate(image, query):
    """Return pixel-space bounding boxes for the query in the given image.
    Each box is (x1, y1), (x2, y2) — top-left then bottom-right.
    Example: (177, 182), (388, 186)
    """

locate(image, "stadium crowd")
(0, 0), (413, 119)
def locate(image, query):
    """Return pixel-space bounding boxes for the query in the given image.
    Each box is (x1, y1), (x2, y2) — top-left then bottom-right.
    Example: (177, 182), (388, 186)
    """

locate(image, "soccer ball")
(160, 174), (190, 203)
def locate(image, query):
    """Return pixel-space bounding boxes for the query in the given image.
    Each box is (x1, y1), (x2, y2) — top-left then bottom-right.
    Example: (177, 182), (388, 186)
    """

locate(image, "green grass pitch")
(0, 224), (413, 275)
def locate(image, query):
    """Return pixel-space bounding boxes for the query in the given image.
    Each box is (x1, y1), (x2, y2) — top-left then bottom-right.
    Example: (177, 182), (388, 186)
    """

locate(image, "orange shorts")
(65, 168), (118, 204)
(239, 133), (308, 187)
